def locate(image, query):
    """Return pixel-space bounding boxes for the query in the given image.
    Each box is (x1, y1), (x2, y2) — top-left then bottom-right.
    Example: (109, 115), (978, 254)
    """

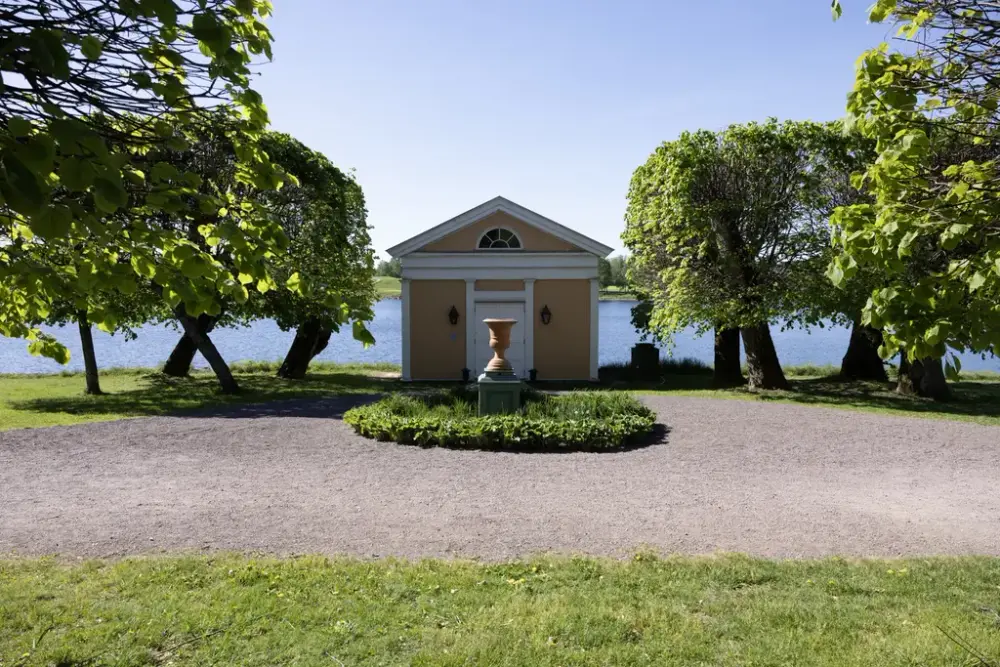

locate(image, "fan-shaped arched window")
(478, 227), (521, 249)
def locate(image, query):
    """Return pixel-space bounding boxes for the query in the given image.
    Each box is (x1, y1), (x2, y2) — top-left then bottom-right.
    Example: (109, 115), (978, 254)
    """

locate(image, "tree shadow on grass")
(754, 376), (1000, 423)
(586, 370), (1000, 424)
(178, 394), (383, 419)
(8, 371), (422, 423)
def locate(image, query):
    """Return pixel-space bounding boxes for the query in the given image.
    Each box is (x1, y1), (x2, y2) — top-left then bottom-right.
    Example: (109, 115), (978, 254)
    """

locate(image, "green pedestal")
(477, 371), (522, 415)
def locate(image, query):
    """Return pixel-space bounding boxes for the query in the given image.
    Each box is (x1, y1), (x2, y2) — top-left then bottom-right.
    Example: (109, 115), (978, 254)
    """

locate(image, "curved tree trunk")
(914, 356), (951, 401)
(713, 326), (744, 387)
(740, 322), (789, 390)
(896, 350), (917, 395)
(162, 314), (216, 377)
(77, 311), (102, 395)
(897, 351), (950, 400)
(840, 322), (888, 381)
(277, 318), (332, 379)
(176, 310), (238, 394)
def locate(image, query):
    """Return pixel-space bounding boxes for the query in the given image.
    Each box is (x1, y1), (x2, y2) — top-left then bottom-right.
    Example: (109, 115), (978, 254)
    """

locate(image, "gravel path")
(1, 396), (998, 560)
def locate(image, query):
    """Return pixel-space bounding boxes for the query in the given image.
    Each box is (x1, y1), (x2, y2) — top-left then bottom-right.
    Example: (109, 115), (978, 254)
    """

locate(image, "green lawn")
(2, 362), (999, 431)
(638, 367), (1000, 427)
(0, 362), (401, 431)
(2, 554), (998, 666)
(375, 275), (401, 297)
(598, 285), (639, 300)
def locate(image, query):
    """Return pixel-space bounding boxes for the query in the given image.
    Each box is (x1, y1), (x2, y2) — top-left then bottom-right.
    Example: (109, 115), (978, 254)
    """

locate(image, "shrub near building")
(344, 389), (656, 451)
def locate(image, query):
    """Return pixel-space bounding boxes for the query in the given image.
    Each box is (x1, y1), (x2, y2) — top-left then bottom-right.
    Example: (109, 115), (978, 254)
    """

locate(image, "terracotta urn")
(483, 318), (517, 373)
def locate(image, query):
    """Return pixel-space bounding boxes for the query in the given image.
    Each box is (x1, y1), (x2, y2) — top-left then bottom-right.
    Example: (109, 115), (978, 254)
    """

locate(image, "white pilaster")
(465, 278), (476, 373)
(401, 278), (411, 381)
(524, 278), (535, 376)
(589, 277), (599, 381)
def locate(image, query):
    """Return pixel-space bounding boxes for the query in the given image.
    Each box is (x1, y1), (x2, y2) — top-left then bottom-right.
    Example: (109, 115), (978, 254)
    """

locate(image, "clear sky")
(253, 0), (892, 258)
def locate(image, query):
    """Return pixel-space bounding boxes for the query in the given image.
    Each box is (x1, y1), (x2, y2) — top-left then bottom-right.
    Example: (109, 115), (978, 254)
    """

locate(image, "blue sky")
(254, 0), (892, 258)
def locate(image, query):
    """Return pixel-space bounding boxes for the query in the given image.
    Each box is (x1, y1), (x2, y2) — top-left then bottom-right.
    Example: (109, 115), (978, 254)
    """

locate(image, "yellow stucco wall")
(419, 212), (582, 252)
(533, 279), (591, 380)
(409, 280), (466, 380)
(475, 279), (524, 291)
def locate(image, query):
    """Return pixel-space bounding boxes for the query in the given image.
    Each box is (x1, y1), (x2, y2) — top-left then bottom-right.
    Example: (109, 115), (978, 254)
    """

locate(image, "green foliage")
(598, 255), (628, 289)
(623, 119), (862, 343)
(375, 257), (401, 278)
(0, 0), (283, 363)
(598, 257), (613, 287)
(344, 390), (656, 450)
(830, 0), (1000, 372)
(255, 132), (376, 342)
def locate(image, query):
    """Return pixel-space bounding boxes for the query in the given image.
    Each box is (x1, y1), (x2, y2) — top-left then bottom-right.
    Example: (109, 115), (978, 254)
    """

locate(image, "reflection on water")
(2, 299), (997, 373)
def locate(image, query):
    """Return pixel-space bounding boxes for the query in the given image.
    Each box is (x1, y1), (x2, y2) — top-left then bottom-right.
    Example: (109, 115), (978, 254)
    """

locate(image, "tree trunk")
(914, 356), (951, 401)
(176, 311), (239, 394)
(162, 314), (217, 377)
(713, 326), (744, 387)
(740, 322), (789, 390)
(839, 322), (888, 381)
(277, 319), (332, 379)
(897, 351), (950, 400)
(77, 311), (102, 395)
(896, 351), (917, 395)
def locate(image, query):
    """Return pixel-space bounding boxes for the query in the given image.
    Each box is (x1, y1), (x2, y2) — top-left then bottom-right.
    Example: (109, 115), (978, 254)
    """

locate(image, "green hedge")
(343, 390), (657, 451)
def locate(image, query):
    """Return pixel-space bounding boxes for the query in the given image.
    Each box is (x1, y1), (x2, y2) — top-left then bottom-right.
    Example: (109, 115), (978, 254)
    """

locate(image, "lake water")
(2, 299), (998, 373)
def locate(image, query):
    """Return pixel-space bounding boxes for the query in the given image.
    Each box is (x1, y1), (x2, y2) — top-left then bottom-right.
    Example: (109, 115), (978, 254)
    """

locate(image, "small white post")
(524, 278), (535, 378)
(401, 278), (411, 381)
(465, 278), (476, 374)
(589, 277), (599, 381)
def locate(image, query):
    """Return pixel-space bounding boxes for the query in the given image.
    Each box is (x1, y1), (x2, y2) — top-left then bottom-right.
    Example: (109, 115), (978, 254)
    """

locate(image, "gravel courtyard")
(1, 396), (997, 560)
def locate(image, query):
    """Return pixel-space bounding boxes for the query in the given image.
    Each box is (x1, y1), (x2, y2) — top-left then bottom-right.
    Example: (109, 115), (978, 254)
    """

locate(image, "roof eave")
(387, 196), (613, 258)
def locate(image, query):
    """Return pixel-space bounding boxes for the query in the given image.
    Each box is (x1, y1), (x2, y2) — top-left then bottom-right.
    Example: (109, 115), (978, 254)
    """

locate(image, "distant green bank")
(374, 276), (636, 301)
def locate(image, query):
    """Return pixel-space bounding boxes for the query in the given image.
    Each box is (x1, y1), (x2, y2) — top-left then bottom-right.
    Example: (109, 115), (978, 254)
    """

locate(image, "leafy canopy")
(828, 0), (1000, 374)
(0, 0), (289, 362)
(623, 119), (855, 343)
(255, 131), (377, 344)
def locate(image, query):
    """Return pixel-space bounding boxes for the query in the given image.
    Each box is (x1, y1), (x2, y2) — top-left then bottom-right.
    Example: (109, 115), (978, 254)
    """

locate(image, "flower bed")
(343, 388), (656, 451)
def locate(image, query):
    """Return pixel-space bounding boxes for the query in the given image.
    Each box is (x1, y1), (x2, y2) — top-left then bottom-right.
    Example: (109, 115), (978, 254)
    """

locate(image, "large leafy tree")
(0, 0), (288, 381)
(259, 133), (376, 379)
(828, 0), (1000, 384)
(151, 125), (377, 381)
(624, 119), (859, 390)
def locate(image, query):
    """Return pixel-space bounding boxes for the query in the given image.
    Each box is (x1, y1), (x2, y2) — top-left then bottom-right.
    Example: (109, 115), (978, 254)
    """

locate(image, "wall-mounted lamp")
(448, 305), (460, 326)
(540, 304), (552, 325)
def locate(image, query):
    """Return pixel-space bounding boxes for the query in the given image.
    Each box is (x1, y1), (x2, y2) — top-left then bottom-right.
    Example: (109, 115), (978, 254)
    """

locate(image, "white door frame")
(465, 287), (532, 378)
(471, 300), (528, 377)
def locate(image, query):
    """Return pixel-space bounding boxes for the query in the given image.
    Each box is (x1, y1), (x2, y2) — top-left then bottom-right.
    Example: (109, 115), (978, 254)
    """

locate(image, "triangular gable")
(387, 196), (614, 257)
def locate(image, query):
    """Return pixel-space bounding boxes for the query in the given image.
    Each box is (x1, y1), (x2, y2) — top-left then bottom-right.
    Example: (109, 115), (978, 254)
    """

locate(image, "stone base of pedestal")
(477, 371), (522, 415)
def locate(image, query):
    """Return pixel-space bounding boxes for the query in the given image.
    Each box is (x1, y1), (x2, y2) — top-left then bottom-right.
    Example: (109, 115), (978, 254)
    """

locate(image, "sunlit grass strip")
(2, 554), (999, 666)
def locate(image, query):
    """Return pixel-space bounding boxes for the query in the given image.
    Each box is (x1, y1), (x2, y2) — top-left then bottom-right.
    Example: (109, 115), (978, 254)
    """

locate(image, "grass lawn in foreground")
(0, 362), (400, 431)
(2, 554), (998, 666)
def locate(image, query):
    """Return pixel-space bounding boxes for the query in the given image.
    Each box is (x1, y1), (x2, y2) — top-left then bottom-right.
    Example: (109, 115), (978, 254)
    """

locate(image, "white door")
(474, 302), (526, 377)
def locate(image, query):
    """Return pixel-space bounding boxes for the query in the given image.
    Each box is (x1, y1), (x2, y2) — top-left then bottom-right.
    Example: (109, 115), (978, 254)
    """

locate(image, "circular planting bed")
(343, 388), (656, 451)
